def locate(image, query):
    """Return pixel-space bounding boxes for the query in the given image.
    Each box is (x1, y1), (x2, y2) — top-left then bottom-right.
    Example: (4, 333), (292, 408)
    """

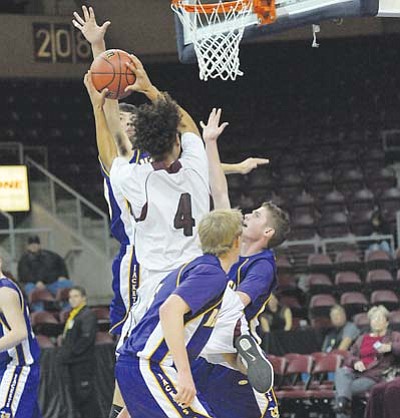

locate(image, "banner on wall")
(0, 166), (30, 212)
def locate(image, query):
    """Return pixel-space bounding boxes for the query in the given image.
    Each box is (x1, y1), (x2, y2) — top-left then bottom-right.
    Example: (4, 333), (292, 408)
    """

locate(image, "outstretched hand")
(84, 71), (108, 109)
(124, 54), (154, 94)
(200, 108), (229, 143)
(72, 5), (110, 45)
(237, 157), (269, 175)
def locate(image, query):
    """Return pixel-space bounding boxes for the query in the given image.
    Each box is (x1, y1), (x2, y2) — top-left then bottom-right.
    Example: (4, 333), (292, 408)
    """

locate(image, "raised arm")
(201, 108), (231, 210)
(125, 56), (200, 136)
(73, 6), (132, 162)
(83, 72), (124, 168)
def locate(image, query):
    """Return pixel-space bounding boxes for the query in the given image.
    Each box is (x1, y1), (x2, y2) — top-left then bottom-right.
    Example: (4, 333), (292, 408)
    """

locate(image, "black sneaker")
(235, 334), (274, 393)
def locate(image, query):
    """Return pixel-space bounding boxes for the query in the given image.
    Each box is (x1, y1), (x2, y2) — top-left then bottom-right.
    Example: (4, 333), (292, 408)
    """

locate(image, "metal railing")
(0, 142), (48, 168)
(25, 157), (111, 256)
(278, 233), (396, 272)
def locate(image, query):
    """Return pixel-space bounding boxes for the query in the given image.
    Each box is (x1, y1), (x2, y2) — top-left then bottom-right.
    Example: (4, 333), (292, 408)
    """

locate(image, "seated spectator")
(334, 305), (400, 418)
(259, 293), (293, 333)
(18, 235), (73, 309)
(365, 377), (400, 418)
(322, 305), (360, 352)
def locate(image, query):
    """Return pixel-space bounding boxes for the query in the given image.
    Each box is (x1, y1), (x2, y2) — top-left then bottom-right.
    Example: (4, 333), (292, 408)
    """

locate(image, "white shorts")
(200, 286), (248, 364)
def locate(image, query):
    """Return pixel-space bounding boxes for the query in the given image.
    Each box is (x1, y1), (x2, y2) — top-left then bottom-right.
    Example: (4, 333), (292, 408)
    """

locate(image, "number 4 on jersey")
(174, 193), (195, 237)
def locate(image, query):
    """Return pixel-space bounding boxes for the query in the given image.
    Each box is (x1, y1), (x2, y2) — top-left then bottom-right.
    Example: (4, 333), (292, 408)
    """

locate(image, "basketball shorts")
(116, 356), (216, 418)
(109, 244), (140, 336)
(193, 358), (280, 418)
(0, 363), (42, 418)
(200, 286), (248, 358)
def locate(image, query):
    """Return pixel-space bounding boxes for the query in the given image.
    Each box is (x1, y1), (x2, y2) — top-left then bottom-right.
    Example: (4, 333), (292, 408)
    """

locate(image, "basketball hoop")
(171, 0), (276, 81)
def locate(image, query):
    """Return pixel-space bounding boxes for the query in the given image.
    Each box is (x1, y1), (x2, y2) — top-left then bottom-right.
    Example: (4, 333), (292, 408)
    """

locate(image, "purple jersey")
(118, 254), (227, 364)
(228, 249), (277, 339)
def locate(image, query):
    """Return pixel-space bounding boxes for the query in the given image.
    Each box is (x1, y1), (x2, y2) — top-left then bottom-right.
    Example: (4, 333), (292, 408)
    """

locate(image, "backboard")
(174, 0), (381, 64)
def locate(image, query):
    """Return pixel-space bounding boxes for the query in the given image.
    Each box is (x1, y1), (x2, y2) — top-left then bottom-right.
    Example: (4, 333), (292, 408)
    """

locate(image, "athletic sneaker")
(235, 334), (274, 393)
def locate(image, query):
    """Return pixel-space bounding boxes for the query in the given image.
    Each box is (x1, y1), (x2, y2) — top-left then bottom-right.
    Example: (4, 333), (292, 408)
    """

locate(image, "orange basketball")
(90, 49), (136, 100)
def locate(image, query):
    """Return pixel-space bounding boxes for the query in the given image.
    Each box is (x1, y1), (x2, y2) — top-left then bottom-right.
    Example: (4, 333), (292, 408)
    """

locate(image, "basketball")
(90, 49), (136, 100)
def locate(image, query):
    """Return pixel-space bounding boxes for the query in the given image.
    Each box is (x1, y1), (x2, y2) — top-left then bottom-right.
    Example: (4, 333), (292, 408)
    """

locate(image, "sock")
(109, 404), (124, 418)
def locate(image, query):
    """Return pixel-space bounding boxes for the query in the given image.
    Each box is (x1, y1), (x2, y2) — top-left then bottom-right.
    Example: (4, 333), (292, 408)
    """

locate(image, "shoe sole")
(235, 334), (274, 393)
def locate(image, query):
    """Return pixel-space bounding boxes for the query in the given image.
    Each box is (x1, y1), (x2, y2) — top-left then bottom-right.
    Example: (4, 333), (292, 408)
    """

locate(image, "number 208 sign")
(33, 23), (91, 64)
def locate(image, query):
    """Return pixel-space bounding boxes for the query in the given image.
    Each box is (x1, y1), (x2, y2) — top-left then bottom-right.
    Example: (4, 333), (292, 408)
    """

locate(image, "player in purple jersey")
(192, 109), (291, 418)
(116, 209), (243, 418)
(0, 253), (41, 418)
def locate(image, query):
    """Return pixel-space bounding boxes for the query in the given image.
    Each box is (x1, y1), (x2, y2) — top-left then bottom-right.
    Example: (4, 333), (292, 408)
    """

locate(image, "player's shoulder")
(187, 255), (225, 279)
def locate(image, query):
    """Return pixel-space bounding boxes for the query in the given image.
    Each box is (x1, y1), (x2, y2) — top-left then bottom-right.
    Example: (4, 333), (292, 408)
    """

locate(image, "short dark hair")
(262, 202), (291, 248)
(27, 235), (40, 245)
(119, 103), (137, 115)
(133, 94), (181, 161)
(70, 286), (87, 297)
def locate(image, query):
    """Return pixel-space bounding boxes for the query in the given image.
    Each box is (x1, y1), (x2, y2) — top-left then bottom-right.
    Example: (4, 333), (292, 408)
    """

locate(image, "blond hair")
(198, 209), (243, 257)
(367, 305), (390, 320)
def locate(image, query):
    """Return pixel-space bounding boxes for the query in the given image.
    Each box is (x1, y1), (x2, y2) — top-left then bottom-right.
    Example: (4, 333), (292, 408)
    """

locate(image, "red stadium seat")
(309, 294), (336, 317)
(334, 251), (363, 273)
(36, 334), (55, 349)
(318, 211), (350, 238)
(335, 272), (362, 292)
(59, 309), (71, 324)
(55, 287), (71, 303)
(389, 310), (400, 331)
(267, 355), (287, 389)
(365, 250), (392, 271)
(319, 190), (346, 213)
(370, 290), (399, 311)
(353, 313), (370, 330)
(308, 254), (333, 275)
(292, 191), (316, 217)
(291, 214), (317, 240)
(276, 255), (293, 273)
(348, 188), (375, 212)
(366, 269), (394, 290)
(92, 307), (110, 332)
(340, 292), (369, 317)
(308, 274), (334, 295)
(336, 168), (365, 196)
(30, 311), (61, 337)
(28, 288), (55, 305)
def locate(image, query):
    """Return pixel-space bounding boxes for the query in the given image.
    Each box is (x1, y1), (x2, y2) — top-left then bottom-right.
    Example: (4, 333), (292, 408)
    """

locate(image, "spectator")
(18, 235), (73, 300)
(365, 377), (400, 418)
(58, 286), (100, 418)
(334, 305), (400, 418)
(259, 293), (293, 332)
(322, 305), (360, 352)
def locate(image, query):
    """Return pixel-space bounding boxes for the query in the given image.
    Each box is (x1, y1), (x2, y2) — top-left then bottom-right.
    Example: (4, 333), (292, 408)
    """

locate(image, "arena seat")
(365, 250), (393, 271)
(347, 188), (375, 212)
(365, 269), (394, 290)
(291, 214), (317, 240)
(95, 332), (114, 345)
(318, 211), (350, 238)
(334, 251), (363, 273)
(370, 290), (399, 311)
(309, 294), (336, 318)
(353, 312), (370, 331)
(308, 274), (334, 295)
(319, 190), (346, 214)
(30, 311), (61, 337)
(340, 292), (369, 317)
(36, 335), (56, 349)
(335, 272), (362, 293)
(307, 254), (333, 275)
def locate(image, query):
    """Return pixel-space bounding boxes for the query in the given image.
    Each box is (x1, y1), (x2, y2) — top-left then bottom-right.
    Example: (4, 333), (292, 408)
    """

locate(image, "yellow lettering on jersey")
(227, 280), (236, 290)
(0, 412), (11, 418)
(270, 406), (280, 417)
(204, 308), (219, 328)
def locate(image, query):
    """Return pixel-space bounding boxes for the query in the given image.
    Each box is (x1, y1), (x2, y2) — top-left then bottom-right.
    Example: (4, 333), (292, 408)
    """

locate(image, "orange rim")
(171, 0), (252, 14)
(171, 0), (276, 24)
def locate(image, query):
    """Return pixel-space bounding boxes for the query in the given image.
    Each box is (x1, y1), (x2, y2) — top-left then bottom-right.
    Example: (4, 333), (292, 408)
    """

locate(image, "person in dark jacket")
(59, 286), (100, 418)
(334, 305), (400, 418)
(17, 235), (73, 299)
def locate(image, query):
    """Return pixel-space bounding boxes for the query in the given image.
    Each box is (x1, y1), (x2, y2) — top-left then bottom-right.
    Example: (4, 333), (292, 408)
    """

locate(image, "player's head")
(132, 94), (181, 162)
(69, 285), (87, 308)
(242, 202), (290, 249)
(199, 209), (243, 261)
(330, 305), (347, 328)
(27, 235), (41, 254)
(368, 305), (389, 333)
(119, 103), (138, 146)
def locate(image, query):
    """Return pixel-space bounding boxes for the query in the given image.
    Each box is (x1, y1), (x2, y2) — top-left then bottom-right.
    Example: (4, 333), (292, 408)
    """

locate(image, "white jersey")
(110, 132), (210, 272)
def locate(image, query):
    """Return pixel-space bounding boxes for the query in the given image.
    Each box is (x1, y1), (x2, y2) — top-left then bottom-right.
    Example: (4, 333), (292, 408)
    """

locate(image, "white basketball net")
(172, 1), (255, 81)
